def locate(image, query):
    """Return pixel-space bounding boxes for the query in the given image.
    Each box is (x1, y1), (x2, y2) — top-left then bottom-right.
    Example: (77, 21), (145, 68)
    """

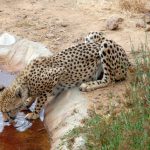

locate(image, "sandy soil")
(0, 0), (150, 115)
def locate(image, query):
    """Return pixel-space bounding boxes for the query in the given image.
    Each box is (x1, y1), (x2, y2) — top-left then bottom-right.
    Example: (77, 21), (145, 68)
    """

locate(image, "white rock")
(0, 32), (16, 46)
(72, 136), (86, 150)
(45, 88), (88, 150)
(0, 32), (53, 72)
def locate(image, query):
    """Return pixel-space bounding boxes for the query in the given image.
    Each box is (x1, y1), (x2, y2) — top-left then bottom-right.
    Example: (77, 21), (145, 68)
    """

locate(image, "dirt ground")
(0, 0), (150, 115)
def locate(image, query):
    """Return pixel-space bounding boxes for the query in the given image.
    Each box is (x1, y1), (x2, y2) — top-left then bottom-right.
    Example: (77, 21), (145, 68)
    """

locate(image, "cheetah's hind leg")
(80, 46), (112, 92)
(80, 64), (111, 91)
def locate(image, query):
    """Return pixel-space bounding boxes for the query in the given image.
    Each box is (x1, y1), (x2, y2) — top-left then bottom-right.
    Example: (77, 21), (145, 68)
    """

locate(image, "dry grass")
(117, 0), (148, 13)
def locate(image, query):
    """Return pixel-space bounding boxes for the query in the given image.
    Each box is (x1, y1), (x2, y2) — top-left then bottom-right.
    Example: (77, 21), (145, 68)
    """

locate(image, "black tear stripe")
(0, 85), (5, 92)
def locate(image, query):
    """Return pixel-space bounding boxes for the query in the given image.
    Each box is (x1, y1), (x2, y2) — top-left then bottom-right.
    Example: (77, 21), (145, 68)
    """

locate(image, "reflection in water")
(0, 112), (32, 133)
(0, 70), (50, 150)
(14, 112), (33, 132)
(0, 113), (10, 133)
(0, 111), (50, 150)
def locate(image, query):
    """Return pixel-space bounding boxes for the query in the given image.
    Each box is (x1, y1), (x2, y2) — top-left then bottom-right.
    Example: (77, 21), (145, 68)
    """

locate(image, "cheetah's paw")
(25, 112), (39, 120)
(79, 83), (96, 92)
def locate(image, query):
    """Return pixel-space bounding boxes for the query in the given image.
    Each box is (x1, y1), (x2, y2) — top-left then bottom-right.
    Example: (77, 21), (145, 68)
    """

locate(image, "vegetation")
(61, 42), (150, 149)
(118, 0), (148, 13)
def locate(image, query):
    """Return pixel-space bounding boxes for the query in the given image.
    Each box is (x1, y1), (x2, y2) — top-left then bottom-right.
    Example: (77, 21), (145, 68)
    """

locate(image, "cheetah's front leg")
(25, 67), (65, 120)
(25, 94), (47, 120)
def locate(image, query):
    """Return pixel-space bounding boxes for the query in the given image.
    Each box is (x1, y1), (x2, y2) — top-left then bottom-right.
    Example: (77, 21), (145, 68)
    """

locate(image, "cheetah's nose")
(6, 112), (16, 121)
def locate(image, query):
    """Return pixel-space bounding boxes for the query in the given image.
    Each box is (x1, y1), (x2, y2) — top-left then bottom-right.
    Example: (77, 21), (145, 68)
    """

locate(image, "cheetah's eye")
(99, 32), (104, 36)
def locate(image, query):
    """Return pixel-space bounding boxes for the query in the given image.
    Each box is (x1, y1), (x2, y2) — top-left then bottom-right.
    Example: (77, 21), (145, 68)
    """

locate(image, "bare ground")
(0, 0), (150, 115)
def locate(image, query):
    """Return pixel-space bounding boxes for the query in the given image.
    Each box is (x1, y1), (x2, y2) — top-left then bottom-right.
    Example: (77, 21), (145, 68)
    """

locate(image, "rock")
(0, 32), (53, 72)
(106, 16), (123, 30)
(72, 136), (86, 150)
(0, 32), (16, 46)
(145, 25), (150, 32)
(143, 13), (150, 24)
(136, 19), (146, 28)
(60, 23), (68, 27)
(45, 88), (88, 150)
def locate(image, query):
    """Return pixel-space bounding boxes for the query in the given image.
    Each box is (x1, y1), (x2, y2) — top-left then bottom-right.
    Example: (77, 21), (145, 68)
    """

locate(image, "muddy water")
(0, 118), (50, 150)
(0, 71), (50, 150)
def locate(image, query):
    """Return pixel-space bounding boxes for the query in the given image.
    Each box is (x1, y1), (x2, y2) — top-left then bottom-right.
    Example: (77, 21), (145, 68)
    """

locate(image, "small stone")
(106, 16), (123, 30)
(60, 23), (68, 27)
(145, 25), (150, 32)
(45, 33), (55, 39)
(136, 19), (146, 28)
(111, 101), (119, 108)
(143, 13), (150, 24)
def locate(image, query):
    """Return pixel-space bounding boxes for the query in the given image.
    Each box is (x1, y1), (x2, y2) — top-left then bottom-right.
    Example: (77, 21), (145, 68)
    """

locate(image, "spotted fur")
(0, 32), (132, 120)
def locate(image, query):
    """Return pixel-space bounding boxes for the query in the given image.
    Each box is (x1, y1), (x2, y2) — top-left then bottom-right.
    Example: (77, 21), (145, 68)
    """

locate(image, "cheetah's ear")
(0, 85), (5, 92)
(15, 87), (22, 98)
(15, 86), (29, 99)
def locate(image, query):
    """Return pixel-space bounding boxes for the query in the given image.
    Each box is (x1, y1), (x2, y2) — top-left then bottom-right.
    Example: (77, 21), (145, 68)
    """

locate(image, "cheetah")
(0, 32), (132, 120)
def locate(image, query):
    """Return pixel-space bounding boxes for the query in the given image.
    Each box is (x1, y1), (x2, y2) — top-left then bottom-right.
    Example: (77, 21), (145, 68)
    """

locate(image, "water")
(0, 71), (50, 150)
(0, 112), (32, 133)
(0, 116), (50, 150)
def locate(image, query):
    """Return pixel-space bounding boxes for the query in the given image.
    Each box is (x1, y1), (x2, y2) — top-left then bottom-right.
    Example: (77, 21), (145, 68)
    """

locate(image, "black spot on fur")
(104, 43), (108, 48)
(102, 51), (106, 56)
(103, 59), (106, 63)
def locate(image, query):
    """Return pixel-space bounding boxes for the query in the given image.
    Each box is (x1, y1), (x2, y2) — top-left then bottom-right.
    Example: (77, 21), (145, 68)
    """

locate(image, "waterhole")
(0, 71), (50, 150)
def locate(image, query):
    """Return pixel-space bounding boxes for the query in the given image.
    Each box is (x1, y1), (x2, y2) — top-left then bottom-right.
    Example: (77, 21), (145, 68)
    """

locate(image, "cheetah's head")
(0, 86), (28, 113)
(85, 32), (105, 44)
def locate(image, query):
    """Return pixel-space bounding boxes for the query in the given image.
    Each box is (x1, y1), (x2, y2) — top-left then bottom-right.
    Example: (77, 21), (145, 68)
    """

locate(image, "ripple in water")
(0, 111), (50, 150)
(0, 112), (32, 133)
(0, 101), (45, 133)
